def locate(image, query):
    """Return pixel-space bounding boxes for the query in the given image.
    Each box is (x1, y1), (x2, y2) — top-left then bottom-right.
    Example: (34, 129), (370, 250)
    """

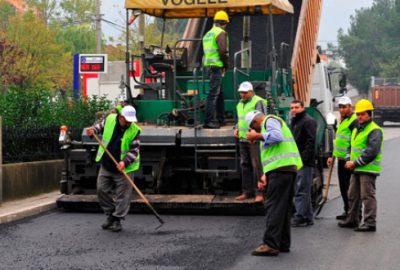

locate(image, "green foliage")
(1, 12), (72, 90)
(338, 0), (400, 93)
(0, 86), (111, 129)
(53, 25), (96, 54)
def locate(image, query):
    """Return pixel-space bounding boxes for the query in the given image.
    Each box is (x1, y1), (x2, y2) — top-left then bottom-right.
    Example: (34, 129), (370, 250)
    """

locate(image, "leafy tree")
(338, 0), (400, 93)
(2, 12), (71, 90)
(58, 0), (95, 25)
(25, 0), (58, 25)
(0, 1), (16, 27)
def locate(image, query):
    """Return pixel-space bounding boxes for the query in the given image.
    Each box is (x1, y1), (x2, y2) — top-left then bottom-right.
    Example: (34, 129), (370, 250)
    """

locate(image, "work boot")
(291, 218), (313, 227)
(337, 220), (359, 228)
(109, 218), (122, 232)
(354, 224), (376, 232)
(336, 212), (348, 220)
(251, 244), (279, 256)
(254, 195), (264, 203)
(203, 122), (220, 129)
(101, 215), (115, 230)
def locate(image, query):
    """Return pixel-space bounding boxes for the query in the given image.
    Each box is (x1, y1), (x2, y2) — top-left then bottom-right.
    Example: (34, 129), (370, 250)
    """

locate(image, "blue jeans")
(205, 67), (224, 124)
(293, 166), (314, 222)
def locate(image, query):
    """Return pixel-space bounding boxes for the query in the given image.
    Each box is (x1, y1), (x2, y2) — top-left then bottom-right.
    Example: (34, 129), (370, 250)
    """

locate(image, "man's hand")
(234, 128), (239, 138)
(117, 161), (126, 172)
(246, 129), (260, 144)
(258, 174), (267, 191)
(86, 127), (94, 137)
(327, 157), (333, 168)
(344, 161), (356, 170)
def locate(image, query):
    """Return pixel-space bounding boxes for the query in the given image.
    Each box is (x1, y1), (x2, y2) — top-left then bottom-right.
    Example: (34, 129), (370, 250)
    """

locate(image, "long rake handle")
(93, 133), (164, 226)
(323, 156), (336, 201)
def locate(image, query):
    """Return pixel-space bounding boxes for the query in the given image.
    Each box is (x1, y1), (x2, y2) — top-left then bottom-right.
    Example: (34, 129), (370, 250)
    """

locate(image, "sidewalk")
(0, 191), (62, 225)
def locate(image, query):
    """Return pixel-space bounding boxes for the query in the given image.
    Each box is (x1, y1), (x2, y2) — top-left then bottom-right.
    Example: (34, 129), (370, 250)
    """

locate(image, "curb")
(0, 201), (57, 225)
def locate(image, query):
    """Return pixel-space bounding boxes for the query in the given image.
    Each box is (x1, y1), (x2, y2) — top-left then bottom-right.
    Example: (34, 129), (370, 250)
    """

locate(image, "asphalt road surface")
(1, 129), (399, 270)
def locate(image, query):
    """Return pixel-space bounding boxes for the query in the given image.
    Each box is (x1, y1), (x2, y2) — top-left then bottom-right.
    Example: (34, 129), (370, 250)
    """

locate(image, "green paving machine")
(58, 0), (332, 213)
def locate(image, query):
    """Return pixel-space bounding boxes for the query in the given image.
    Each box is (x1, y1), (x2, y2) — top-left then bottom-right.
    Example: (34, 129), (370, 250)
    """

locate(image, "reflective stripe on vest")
(95, 114), (142, 173)
(203, 26), (226, 67)
(236, 95), (267, 139)
(350, 121), (383, 174)
(333, 114), (357, 158)
(260, 115), (303, 174)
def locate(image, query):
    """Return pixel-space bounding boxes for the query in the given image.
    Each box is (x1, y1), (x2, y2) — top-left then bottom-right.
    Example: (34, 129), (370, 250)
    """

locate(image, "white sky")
(101, 0), (375, 47)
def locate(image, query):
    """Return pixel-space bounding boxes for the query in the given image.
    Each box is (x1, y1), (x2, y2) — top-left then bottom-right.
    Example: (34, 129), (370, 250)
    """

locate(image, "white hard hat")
(338, 96), (352, 105)
(121, 105), (137, 122)
(238, 81), (253, 92)
(245, 110), (262, 126)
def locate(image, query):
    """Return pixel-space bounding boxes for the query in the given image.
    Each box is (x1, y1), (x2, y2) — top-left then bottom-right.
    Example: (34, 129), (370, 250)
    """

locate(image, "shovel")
(315, 156), (335, 216)
(93, 133), (165, 228)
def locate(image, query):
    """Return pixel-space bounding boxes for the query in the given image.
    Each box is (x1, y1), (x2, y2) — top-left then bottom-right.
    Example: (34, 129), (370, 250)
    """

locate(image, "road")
(0, 127), (399, 270)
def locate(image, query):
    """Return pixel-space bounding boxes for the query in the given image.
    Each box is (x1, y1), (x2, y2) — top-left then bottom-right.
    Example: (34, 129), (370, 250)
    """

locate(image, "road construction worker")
(202, 10), (230, 129)
(245, 111), (302, 256)
(86, 105), (141, 232)
(234, 82), (267, 202)
(327, 96), (358, 220)
(290, 100), (317, 227)
(338, 99), (383, 232)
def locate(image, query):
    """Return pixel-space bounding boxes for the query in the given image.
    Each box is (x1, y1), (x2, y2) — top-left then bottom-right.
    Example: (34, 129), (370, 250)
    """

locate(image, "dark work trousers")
(263, 171), (296, 250)
(205, 67), (225, 124)
(346, 173), (377, 226)
(337, 159), (352, 213)
(293, 166), (314, 222)
(97, 166), (133, 219)
(239, 141), (263, 197)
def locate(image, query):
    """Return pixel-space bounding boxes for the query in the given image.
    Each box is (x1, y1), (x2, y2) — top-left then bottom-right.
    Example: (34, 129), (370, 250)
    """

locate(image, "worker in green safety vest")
(86, 105), (141, 232)
(327, 96), (358, 221)
(202, 10), (230, 129)
(234, 82), (267, 203)
(245, 110), (302, 256)
(338, 99), (383, 232)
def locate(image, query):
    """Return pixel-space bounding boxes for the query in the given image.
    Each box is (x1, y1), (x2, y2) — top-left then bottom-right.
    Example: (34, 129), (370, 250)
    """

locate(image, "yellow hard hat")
(214, 11), (229, 23)
(354, 99), (374, 113)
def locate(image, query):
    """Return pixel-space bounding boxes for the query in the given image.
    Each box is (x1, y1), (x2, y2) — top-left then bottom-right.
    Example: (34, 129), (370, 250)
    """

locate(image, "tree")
(2, 12), (71, 90)
(338, 0), (400, 92)
(58, 0), (95, 25)
(25, 0), (58, 25)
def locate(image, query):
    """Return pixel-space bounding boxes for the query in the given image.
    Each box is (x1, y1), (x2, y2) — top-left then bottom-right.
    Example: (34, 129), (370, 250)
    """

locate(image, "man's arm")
(301, 118), (317, 162)
(354, 129), (383, 167)
(255, 100), (267, 115)
(216, 31), (229, 69)
(123, 133), (141, 167)
(262, 118), (284, 147)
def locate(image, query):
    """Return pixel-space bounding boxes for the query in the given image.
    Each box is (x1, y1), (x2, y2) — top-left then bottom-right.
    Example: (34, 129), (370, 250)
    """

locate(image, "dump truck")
(58, 0), (340, 213)
(370, 77), (400, 126)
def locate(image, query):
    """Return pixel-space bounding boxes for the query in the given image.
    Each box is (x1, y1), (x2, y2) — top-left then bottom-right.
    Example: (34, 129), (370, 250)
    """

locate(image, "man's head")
(290, 100), (305, 117)
(238, 81), (254, 102)
(338, 96), (353, 118)
(354, 99), (374, 124)
(118, 105), (137, 127)
(245, 110), (265, 132)
(214, 11), (229, 29)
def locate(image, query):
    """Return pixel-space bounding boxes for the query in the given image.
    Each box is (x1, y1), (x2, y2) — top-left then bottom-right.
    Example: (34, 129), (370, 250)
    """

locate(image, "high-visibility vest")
(236, 95), (268, 139)
(260, 115), (303, 174)
(333, 114), (357, 158)
(95, 114), (141, 173)
(203, 26), (227, 67)
(350, 121), (383, 174)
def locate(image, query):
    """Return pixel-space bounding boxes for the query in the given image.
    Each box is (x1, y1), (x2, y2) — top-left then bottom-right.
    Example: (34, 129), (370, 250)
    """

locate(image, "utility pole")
(95, 0), (102, 54)
(139, 14), (145, 79)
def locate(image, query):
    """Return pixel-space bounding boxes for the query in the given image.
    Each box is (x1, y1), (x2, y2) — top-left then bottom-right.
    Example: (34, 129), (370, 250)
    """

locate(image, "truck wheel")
(312, 167), (323, 209)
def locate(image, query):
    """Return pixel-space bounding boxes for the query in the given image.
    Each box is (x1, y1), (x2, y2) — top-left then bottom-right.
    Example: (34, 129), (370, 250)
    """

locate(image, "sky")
(101, 0), (375, 47)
